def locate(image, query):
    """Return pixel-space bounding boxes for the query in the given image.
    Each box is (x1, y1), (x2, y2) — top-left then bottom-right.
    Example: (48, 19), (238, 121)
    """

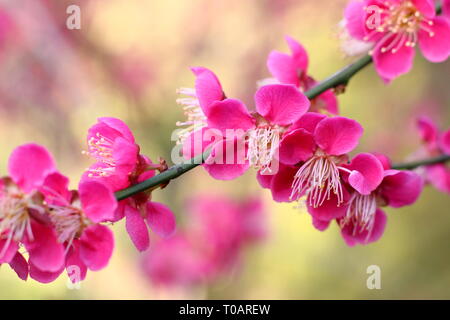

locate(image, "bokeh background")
(0, 0), (449, 299)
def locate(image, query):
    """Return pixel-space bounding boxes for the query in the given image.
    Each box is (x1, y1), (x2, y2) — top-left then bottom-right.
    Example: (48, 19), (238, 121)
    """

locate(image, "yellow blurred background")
(0, 0), (449, 299)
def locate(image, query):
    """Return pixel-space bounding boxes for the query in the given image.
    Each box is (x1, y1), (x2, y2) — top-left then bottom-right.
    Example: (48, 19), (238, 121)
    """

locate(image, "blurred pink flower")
(113, 53), (156, 98)
(0, 144), (64, 281)
(414, 116), (450, 194)
(344, 0), (450, 81)
(142, 194), (266, 288)
(265, 36), (339, 114)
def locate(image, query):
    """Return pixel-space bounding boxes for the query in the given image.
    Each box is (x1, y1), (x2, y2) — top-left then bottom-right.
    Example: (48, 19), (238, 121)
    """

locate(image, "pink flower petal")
(79, 225), (114, 271)
(307, 190), (349, 223)
(146, 201), (176, 238)
(267, 51), (300, 86)
(0, 239), (18, 264)
(79, 180), (117, 223)
(285, 35), (309, 75)
(313, 89), (339, 115)
(412, 0), (436, 18)
(9, 252), (28, 281)
(203, 137), (249, 180)
(373, 42), (415, 81)
(25, 221), (65, 273)
(270, 164), (298, 202)
(347, 153), (384, 195)
(191, 67), (225, 114)
(113, 137), (139, 171)
(416, 115), (439, 146)
(340, 208), (387, 246)
(97, 117), (135, 143)
(278, 128), (315, 165)
(267, 36), (309, 86)
(371, 152), (392, 170)
(29, 262), (64, 283)
(314, 116), (363, 155)
(66, 241), (88, 283)
(206, 99), (255, 131)
(380, 170), (424, 207)
(443, 0), (450, 20)
(344, 0), (367, 40)
(419, 17), (450, 62)
(125, 205), (150, 252)
(440, 129), (450, 155)
(182, 127), (219, 159)
(290, 112), (327, 134)
(255, 84), (310, 126)
(257, 171), (274, 189)
(40, 172), (71, 206)
(425, 164), (450, 194)
(82, 162), (131, 191)
(312, 217), (331, 231)
(8, 144), (56, 193)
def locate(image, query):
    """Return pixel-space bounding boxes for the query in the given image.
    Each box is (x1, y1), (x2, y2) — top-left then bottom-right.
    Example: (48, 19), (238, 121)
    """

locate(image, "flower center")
(247, 126), (280, 174)
(42, 187), (88, 250)
(340, 193), (377, 239)
(175, 87), (207, 144)
(49, 206), (85, 249)
(364, 0), (434, 54)
(0, 189), (34, 257)
(83, 132), (116, 177)
(290, 153), (344, 208)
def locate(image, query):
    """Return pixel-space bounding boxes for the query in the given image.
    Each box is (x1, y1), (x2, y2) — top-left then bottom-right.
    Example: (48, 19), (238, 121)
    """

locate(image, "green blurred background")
(0, 0), (449, 299)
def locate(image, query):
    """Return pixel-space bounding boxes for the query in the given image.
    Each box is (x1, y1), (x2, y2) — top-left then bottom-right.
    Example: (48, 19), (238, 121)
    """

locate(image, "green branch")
(392, 155), (450, 170)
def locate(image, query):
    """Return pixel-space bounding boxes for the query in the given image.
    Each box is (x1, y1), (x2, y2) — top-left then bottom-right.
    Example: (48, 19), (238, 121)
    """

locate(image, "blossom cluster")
(175, 34), (430, 247)
(0, 118), (176, 283)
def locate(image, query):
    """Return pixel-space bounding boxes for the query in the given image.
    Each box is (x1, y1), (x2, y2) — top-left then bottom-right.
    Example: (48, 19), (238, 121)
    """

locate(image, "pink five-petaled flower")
(344, 0), (450, 81)
(175, 67), (225, 143)
(335, 153), (423, 246)
(0, 144), (65, 282)
(38, 172), (117, 283)
(414, 116), (450, 194)
(265, 35), (339, 114)
(184, 84), (310, 180)
(83, 117), (140, 190)
(83, 117), (176, 252)
(259, 113), (363, 213)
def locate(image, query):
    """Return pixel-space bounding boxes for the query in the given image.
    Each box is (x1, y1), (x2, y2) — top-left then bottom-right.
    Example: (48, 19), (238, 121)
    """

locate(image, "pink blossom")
(35, 172), (117, 283)
(175, 67), (225, 143)
(260, 113), (363, 211)
(344, 0), (450, 81)
(337, 153), (423, 246)
(414, 116), (450, 194)
(141, 234), (209, 288)
(265, 36), (339, 114)
(183, 84), (310, 179)
(83, 117), (140, 190)
(0, 144), (64, 281)
(83, 118), (176, 251)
